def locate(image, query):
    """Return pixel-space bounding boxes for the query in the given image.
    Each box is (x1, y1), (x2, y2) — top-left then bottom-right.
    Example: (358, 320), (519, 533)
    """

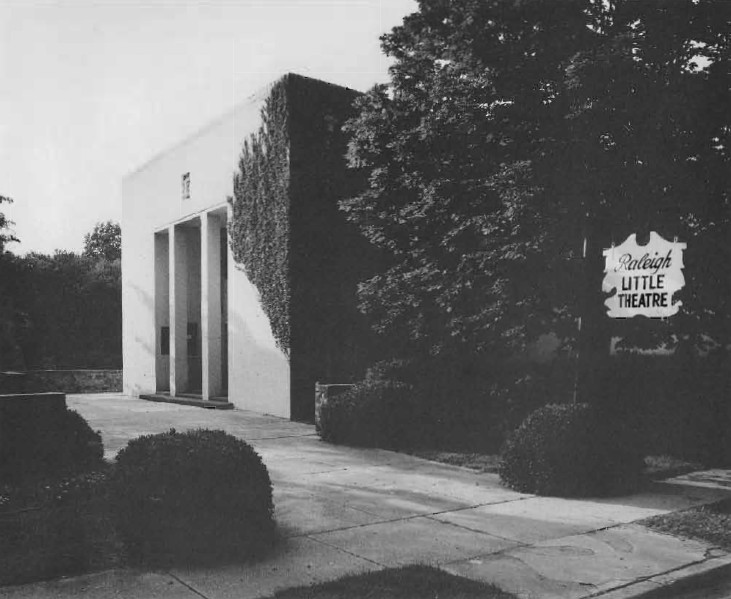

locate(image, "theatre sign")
(602, 232), (686, 319)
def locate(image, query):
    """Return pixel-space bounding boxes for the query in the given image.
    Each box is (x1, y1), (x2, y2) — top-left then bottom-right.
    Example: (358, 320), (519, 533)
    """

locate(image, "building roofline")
(123, 73), (362, 181)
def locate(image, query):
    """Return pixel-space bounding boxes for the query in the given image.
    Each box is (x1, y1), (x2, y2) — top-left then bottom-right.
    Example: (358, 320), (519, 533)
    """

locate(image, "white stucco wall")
(122, 83), (291, 418)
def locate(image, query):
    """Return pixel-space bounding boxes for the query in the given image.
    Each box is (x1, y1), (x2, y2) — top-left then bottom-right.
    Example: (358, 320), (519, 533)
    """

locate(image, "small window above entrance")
(181, 172), (191, 200)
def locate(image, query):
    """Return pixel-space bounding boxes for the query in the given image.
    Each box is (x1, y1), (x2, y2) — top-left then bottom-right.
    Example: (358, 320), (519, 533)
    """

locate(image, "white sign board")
(602, 232), (686, 319)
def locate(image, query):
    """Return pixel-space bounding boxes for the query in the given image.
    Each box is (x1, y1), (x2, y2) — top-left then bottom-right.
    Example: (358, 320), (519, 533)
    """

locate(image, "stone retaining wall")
(0, 370), (122, 394)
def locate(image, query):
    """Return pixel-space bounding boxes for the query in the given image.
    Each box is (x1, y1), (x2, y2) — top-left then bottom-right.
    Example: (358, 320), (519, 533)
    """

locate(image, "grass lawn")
(641, 498), (731, 551)
(273, 565), (514, 599)
(407, 449), (501, 473)
(644, 455), (704, 481)
(407, 450), (701, 481)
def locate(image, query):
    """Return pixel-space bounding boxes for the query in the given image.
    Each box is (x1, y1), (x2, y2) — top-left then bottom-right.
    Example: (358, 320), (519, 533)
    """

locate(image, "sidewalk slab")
(310, 515), (517, 567)
(597, 552), (731, 599)
(67, 394), (315, 459)
(443, 524), (713, 599)
(431, 505), (599, 544)
(170, 536), (379, 599)
(0, 570), (197, 599)
(273, 485), (385, 537)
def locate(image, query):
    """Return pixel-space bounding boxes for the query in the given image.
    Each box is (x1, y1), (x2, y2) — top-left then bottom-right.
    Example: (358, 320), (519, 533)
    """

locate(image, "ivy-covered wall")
(230, 74), (384, 421)
(229, 80), (291, 356)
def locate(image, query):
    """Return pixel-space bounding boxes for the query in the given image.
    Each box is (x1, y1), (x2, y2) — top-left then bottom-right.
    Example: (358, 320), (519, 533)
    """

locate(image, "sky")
(0, 0), (417, 255)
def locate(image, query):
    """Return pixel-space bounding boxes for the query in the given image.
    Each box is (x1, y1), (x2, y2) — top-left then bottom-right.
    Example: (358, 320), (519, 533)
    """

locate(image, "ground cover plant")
(406, 450), (502, 474)
(0, 219), (122, 371)
(0, 406), (116, 586)
(644, 456), (704, 481)
(109, 428), (274, 566)
(409, 451), (701, 482)
(272, 565), (515, 599)
(0, 469), (121, 586)
(641, 498), (731, 551)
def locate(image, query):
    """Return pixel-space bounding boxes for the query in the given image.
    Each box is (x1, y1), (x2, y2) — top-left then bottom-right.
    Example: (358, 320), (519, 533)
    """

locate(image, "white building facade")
(122, 84), (292, 418)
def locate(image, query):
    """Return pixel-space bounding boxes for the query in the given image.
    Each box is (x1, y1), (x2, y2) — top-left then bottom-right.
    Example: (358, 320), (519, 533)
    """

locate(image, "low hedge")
(108, 429), (274, 566)
(0, 408), (104, 485)
(499, 403), (645, 497)
(317, 379), (416, 448)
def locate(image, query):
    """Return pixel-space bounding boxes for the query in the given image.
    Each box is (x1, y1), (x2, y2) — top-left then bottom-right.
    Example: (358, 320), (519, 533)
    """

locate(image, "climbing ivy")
(229, 80), (291, 356)
(229, 73), (375, 391)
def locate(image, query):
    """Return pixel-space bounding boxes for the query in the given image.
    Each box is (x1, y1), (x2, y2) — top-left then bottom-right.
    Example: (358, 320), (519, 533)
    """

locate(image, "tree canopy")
(343, 0), (730, 360)
(83, 220), (121, 262)
(0, 215), (122, 371)
(0, 195), (18, 254)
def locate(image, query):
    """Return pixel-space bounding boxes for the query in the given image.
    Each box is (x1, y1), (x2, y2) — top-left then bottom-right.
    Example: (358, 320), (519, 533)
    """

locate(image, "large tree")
(0, 195), (18, 254)
(343, 0), (730, 364)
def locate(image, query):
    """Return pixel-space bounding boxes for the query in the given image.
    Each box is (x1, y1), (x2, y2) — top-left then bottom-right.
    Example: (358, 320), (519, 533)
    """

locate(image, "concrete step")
(139, 392), (233, 410)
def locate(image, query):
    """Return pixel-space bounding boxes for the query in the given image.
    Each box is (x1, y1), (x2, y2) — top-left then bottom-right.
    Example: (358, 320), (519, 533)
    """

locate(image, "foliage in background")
(229, 81), (291, 355)
(0, 195), (18, 253)
(109, 428), (274, 566)
(0, 220), (122, 371)
(343, 0), (730, 367)
(83, 220), (121, 262)
(499, 402), (645, 497)
(0, 195), (21, 366)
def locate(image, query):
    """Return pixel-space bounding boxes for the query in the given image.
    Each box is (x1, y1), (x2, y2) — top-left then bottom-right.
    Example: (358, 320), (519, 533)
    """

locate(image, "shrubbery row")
(317, 351), (730, 496)
(317, 355), (578, 453)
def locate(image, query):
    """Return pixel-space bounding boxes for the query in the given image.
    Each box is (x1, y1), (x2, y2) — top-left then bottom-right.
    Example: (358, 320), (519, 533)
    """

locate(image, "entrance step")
(139, 393), (233, 410)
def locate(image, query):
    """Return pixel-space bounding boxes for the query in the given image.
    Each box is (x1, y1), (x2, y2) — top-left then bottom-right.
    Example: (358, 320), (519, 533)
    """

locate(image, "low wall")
(0, 370), (122, 394)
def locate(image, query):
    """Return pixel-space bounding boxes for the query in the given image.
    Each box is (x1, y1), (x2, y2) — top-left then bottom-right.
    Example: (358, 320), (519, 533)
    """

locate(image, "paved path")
(2, 393), (731, 599)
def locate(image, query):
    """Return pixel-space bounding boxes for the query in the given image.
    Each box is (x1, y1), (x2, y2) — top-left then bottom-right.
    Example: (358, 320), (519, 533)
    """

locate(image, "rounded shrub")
(109, 429), (274, 566)
(317, 379), (415, 448)
(499, 403), (644, 497)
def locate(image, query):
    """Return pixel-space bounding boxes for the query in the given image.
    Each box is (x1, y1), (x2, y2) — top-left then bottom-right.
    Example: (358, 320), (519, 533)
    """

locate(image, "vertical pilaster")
(169, 225), (188, 395)
(201, 213), (222, 400)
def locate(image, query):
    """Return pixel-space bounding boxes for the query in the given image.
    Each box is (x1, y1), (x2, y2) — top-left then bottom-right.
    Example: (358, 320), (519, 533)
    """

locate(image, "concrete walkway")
(2, 393), (731, 599)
